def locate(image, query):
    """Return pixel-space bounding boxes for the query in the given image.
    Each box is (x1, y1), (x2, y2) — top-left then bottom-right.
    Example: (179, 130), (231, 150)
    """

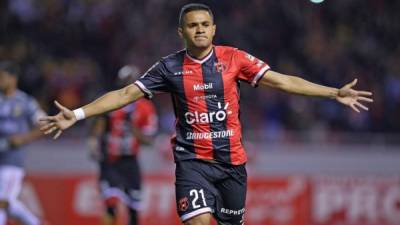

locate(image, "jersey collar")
(185, 48), (214, 64)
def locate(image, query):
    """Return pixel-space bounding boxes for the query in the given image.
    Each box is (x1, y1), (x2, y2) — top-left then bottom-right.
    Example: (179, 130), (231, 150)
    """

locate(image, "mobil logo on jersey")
(185, 102), (232, 125)
(193, 82), (213, 91)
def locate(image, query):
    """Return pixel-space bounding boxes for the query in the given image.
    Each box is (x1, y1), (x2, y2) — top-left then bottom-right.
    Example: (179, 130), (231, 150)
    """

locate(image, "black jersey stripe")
(201, 52), (231, 163)
(170, 52), (195, 160)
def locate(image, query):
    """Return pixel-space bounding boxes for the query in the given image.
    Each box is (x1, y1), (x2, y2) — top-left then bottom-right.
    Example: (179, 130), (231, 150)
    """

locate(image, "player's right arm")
(40, 84), (144, 139)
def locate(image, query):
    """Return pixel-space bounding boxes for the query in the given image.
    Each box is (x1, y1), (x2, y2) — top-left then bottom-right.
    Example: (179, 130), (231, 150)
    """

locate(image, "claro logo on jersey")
(185, 102), (232, 124)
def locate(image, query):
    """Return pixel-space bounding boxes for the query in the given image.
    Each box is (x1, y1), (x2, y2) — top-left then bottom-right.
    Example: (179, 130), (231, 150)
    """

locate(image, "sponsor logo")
(193, 83), (213, 91)
(186, 129), (234, 140)
(193, 94), (217, 102)
(178, 197), (189, 211)
(174, 70), (193, 76)
(220, 207), (245, 215)
(312, 176), (400, 224)
(185, 102), (232, 124)
(214, 62), (227, 73)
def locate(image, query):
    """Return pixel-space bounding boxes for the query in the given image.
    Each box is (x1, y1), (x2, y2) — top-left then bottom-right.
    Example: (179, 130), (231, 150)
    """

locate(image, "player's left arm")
(259, 70), (373, 113)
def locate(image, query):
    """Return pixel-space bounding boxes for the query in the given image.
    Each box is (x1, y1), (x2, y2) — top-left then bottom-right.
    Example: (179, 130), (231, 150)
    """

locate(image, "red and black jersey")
(100, 99), (158, 162)
(135, 46), (270, 165)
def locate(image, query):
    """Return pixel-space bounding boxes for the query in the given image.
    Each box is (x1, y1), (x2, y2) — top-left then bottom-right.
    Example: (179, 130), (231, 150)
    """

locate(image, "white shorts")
(0, 165), (25, 201)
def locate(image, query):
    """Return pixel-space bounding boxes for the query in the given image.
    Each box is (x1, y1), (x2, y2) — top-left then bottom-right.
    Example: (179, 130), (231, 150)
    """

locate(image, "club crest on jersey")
(214, 62), (227, 73)
(178, 197), (189, 211)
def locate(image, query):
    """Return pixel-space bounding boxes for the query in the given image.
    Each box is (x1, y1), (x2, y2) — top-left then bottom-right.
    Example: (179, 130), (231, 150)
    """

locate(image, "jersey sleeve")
(134, 61), (169, 98)
(235, 49), (270, 87)
(132, 101), (158, 136)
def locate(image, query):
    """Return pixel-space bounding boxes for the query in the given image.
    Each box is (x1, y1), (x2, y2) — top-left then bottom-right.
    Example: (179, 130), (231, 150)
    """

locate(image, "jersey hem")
(181, 207), (213, 222)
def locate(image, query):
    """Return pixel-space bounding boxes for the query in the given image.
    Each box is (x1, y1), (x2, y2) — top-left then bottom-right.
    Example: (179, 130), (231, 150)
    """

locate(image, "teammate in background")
(40, 3), (373, 225)
(0, 61), (46, 225)
(88, 65), (158, 225)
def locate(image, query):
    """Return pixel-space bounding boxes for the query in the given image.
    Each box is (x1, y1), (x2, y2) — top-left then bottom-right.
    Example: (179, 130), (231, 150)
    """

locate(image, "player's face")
(179, 10), (216, 50)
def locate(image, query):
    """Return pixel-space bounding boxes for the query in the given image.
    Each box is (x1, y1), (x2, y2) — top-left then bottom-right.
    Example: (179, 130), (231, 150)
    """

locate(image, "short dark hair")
(179, 3), (214, 27)
(0, 61), (20, 77)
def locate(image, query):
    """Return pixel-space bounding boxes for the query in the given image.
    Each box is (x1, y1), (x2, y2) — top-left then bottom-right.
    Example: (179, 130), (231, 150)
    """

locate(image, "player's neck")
(186, 45), (213, 60)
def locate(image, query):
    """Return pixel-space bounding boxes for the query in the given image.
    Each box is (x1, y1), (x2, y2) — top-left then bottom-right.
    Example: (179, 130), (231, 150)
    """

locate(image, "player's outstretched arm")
(259, 70), (373, 113)
(40, 84), (144, 139)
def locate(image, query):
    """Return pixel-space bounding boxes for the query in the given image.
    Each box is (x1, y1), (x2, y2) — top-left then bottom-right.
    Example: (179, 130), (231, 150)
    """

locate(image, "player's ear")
(178, 27), (183, 39)
(212, 24), (216, 37)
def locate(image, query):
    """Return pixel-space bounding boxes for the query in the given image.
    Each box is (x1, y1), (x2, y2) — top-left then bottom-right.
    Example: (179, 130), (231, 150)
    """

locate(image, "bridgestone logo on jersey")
(193, 83), (213, 91)
(186, 129), (234, 140)
(185, 102), (232, 124)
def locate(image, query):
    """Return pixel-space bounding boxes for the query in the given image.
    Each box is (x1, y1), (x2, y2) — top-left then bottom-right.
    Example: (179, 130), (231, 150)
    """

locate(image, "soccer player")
(40, 3), (373, 225)
(88, 65), (158, 225)
(0, 61), (46, 225)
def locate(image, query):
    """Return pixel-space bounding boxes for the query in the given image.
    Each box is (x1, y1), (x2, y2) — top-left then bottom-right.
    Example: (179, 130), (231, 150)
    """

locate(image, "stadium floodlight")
(310, 0), (325, 3)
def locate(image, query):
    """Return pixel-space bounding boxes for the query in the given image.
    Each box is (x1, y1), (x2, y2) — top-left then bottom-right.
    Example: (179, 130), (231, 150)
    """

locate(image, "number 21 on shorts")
(190, 189), (207, 209)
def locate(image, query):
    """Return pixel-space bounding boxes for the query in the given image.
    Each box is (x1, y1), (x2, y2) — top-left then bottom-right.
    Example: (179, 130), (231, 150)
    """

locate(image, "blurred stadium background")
(1, 0), (399, 224)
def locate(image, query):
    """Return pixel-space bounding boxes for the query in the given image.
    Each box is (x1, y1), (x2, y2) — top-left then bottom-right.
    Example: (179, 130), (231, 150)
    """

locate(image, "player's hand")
(336, 79), (373, 113)
(39, 101), (77, 139)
